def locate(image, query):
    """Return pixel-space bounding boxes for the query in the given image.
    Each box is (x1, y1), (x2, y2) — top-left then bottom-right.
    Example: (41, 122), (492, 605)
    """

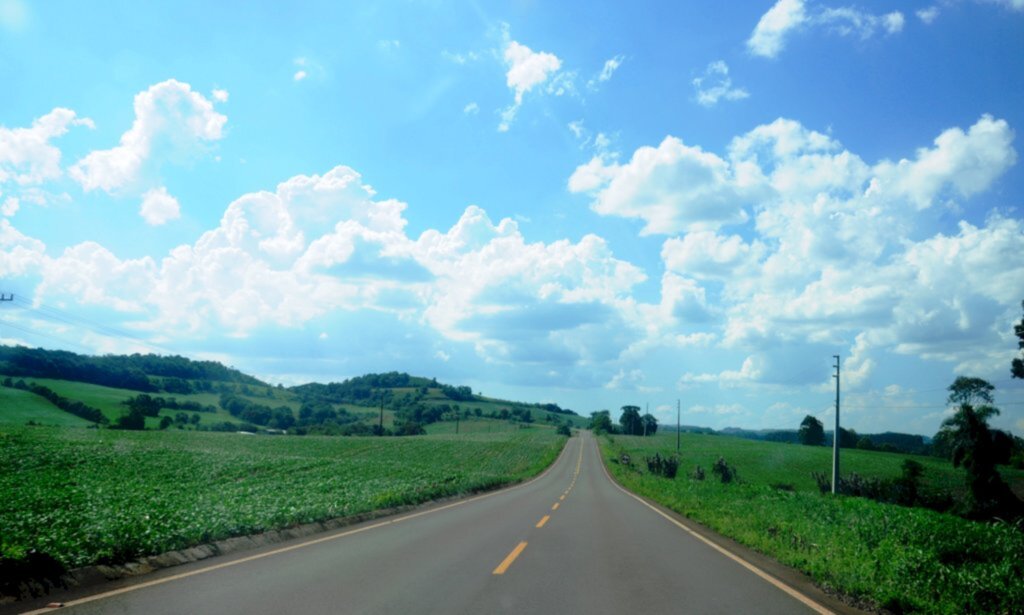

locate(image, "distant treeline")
(720, 427), (931, 455)
(2, 377), (107, 424)
(290, 371), (433, 405)
(0, 346), (264, 393)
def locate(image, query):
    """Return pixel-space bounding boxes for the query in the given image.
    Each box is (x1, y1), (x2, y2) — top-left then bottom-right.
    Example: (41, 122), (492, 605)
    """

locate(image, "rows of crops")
(0, 426), (565, 569)
(601, 434), (1024, 614)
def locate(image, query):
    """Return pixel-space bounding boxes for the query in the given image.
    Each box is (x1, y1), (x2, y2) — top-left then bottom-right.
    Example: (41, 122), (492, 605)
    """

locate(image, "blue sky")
(2, 0), (1023, 436)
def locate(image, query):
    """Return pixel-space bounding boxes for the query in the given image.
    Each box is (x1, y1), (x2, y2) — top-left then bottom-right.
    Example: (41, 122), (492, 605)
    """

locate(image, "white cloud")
(139, 186), (181, 226)
(463, 102), (479, 115)
(69, 80), (226, 194)
(1, 108), (93, 186)
(692, 60), (750, 107)
(587, 55), (625, 90)
(293, 70), (308, 82)
(0, 218), (46, 276)
(568, 135), (761, 235)
(917, 6), (940, 23)
(211, 89), (229, 103)
(1, 196), (18, 217)
(498, 27), (563, 132)
(747, 0), (808, 58)
(377, 39), (400, 51)
(818, 7), (905, 38)
(749, 0), (905, 58)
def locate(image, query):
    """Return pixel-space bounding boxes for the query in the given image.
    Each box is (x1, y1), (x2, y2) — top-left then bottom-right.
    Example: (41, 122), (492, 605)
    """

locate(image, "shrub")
(644, 453), (680, 478)
(692, 465), (705, 480)
(711, 456), (737, 483)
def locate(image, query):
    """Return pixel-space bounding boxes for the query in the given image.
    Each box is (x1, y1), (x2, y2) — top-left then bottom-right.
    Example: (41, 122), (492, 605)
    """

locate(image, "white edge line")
(594, 438), (835, 615)
(21, 435), (580, 615)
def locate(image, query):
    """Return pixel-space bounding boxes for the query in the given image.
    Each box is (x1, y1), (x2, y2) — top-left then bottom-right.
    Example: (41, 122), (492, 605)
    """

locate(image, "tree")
(590, 410), (613, 434)
(619, 405), (642, 436)
(838, 427), (858, 448)
(947, 376), (995, 407)
(113, 408), (146, 430)
(798, 415), (825, 446)
(940, 377), (1022, 520)
(1013, 300), (1024, 379)
(640, 413), (658, 437)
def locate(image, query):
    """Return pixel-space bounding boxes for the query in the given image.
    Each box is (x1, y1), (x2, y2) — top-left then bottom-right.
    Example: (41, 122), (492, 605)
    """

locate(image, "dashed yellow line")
(536, 515), (551, 528)
(551, 502), (559, 511)
(492, 541), (528, 575)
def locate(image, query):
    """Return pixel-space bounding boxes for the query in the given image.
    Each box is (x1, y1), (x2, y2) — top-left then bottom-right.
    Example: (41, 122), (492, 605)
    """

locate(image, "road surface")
(16, 432), (853, 614)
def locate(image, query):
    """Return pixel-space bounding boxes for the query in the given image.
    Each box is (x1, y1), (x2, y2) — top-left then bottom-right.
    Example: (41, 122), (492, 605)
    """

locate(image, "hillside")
(0, 346), (583, 435)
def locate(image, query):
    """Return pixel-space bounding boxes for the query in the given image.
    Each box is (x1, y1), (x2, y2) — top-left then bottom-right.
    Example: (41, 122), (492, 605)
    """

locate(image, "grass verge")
(601, 434), (1024, 614)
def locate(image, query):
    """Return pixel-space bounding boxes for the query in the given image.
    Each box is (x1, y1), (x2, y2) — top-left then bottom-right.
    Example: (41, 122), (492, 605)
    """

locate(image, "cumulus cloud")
(917, 6), (940, 23)
(69, 80), (226, 194)
(692, 60), (750, 107)
(211, 89), (229, 103)
(568, 135), (762, 234)
(463, 102), (479, 115)
(139, 186), (181, 226)
(1, 108), (93, 186)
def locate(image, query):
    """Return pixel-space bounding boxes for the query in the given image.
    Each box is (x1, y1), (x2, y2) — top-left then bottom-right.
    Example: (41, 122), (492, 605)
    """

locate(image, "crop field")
(0, 426), (565, 570)
(601, 433), (1024, 614)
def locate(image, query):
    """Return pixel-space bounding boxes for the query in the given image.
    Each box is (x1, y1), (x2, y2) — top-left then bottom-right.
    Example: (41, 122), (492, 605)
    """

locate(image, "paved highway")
(17, 432), (855, 614)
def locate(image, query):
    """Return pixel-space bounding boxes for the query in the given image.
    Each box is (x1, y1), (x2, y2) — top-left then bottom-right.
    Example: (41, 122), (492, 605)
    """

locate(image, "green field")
(0, 386), (92, 427)
(0, 426), (566, 570)
(601, 433), (1024, 614)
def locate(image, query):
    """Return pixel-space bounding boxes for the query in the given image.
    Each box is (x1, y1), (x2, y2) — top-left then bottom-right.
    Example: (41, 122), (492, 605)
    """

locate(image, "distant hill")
(0, 345), (583, 434)
(0, 345), (264, 392)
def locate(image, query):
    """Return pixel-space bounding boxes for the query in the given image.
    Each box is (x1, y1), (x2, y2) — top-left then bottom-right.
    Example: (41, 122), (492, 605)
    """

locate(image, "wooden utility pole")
(831, 355), (840, 495)
(378, 393), (385, 436)
(676, 399), (681, 452)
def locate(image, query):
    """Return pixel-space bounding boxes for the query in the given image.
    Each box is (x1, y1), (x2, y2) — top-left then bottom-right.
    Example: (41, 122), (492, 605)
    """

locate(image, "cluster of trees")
(123, 394), (215, 417)
(2, 378), (107, 424)
(589, 406), (658, 436)
(290, 372), (428, 405)
(219, 393), (297, 430)
(439, 384), (474, 401)
(0, 346), (263, 393)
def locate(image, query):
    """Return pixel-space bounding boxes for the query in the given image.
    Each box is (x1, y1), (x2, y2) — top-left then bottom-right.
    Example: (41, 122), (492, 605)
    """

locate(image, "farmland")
(601, 433), (1024, 614)
(0, 426), (566, 570)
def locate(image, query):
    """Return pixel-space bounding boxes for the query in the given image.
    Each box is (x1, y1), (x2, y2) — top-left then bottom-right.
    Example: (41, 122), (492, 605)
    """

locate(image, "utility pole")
(644, 402), (648, 437)
(832, 355), (840, 495)
(378, 393), (385, 436)
(0, 294), (12, 342)
(676, 399), (681, 452)
(455, 411), (460, 435)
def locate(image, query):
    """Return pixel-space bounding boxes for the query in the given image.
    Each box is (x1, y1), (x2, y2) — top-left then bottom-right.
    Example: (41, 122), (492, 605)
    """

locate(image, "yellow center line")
(492, 541), (528, 575)
(535, 515), (550, 528)
(551, 502), (559, 511)
(559, 494), (565, 501)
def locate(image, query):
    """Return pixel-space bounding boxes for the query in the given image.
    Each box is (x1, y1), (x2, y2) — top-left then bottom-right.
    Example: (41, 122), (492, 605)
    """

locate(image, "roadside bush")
(692, 465), (705, 480)
(645, 453), (679, 478)
(711, 456), (737, 483)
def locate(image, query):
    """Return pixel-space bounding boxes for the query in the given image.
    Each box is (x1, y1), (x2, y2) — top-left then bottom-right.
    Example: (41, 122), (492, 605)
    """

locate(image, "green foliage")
(798, 415), (824, 446)
(711, 456), (737, 483)
(939, 380), (1023, 521)
(645, 453), (679, 478)
(556, 424), (571, 437)
(1013, 300), (1024, 379)
(619, 405), (641, 435)
(589, 410), (613, 435)
(0, 427), (564, 569)
(602, 434), (1024, 614)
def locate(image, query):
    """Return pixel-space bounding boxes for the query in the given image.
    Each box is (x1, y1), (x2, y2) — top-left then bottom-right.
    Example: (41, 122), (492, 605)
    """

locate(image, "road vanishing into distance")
(16, 432), (857, 614)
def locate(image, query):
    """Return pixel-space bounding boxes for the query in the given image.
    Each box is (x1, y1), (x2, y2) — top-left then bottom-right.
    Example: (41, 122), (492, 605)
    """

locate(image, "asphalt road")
(17, 432), (851, 614)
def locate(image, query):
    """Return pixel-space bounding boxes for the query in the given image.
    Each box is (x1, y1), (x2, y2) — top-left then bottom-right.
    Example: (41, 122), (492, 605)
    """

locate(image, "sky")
(1, 0), (1023, 437)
